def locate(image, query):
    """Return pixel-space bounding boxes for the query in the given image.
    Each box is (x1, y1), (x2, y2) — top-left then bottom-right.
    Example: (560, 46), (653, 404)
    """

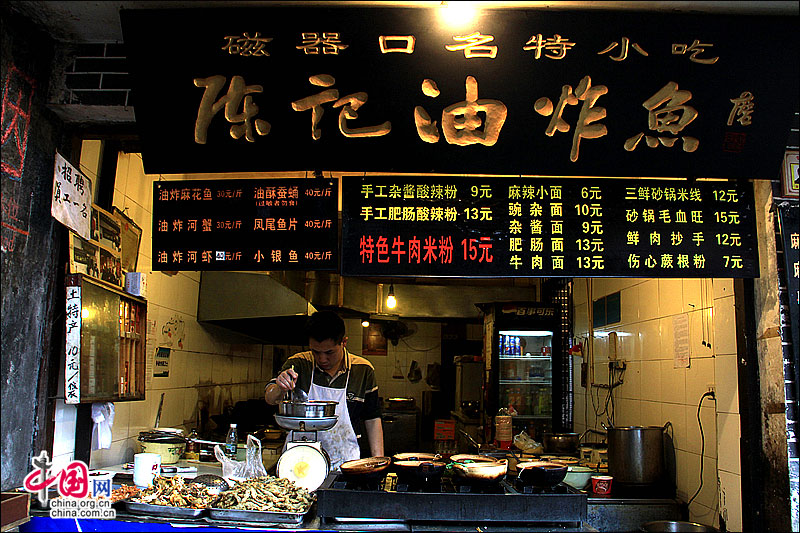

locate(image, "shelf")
(499, 379), (551, 385)
(509, 415), (551, 420)
(499, 355), (552, 360)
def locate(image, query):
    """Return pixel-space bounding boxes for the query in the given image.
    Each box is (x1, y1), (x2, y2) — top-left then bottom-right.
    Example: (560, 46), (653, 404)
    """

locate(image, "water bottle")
(225, 423), (238, 459)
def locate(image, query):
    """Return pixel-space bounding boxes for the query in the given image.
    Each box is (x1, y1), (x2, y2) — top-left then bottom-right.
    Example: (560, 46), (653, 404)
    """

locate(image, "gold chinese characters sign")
(341, 177), (759, 278)
(121, 7), (798, 179)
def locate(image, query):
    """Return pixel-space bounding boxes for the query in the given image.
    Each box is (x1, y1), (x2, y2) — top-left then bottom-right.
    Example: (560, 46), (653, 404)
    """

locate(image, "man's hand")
(265, 367), (299, 404)
(275, 367), (299, 392)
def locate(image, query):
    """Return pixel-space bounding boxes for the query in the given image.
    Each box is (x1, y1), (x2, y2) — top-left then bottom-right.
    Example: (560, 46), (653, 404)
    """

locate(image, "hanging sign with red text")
(120, 7), (798, 179)
(152, 178), (337, 271)
(341, 176), (758, 278)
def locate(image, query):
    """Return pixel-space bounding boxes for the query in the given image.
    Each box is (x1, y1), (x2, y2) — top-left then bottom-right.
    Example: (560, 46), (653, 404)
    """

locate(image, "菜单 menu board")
(152, 178), (337, 271)
(341, 177), (758, 278)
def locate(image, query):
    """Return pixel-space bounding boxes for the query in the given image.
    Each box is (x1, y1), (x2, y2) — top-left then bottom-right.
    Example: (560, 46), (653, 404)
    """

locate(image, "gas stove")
(316, 473), (587, 524)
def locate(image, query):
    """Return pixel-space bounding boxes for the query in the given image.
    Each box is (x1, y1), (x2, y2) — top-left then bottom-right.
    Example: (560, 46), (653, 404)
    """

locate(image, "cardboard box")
(124, 272), (147, 298)
(434, 419), (456, 440)
(1, 492), (30, 532)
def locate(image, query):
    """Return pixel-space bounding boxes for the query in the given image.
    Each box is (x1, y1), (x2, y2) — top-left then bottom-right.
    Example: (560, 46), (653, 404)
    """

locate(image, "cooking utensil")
(449, 453), (498, 464)
(191, 474), (230, 492)
(392, 452), (441, 462)
(393, 460), (447, 485)
(516, 461), (568, 488)
(543, 432), (580, 454)
(451, 458), (508, 484)
(607, 423), (671, 486)
(278, 400), (337, 418)
(154, 393), (165, 429)
(274, 414), (338, 431)
(340, 456), (392, 482)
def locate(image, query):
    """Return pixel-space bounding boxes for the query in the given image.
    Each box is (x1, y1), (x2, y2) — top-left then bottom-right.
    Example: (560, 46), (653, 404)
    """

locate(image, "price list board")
(152, 179), (337, 271)
(341, 177), (758, 278)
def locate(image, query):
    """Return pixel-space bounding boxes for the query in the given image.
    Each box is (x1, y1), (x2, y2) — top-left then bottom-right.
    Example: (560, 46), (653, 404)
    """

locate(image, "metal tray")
(207, 503), (311, 525)
(124, 499), (207, 519)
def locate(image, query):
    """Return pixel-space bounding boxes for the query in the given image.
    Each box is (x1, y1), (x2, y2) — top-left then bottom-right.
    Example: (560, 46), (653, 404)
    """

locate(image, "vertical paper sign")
(673, 313), (690, 368)
(154, 347), (170, 377)
(52, 152), (92, 239)
(65, 285), (82, 404)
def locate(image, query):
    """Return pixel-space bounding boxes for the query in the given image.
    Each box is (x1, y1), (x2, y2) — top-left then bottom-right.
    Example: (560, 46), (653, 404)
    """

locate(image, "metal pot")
(607, 423), (669, 486)
(278, 400), (337, 418)
(543, 432), (580, 454)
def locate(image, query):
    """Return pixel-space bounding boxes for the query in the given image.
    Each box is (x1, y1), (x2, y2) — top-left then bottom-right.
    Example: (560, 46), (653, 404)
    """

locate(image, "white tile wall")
(573, 277), (741, 529)
(54, 150), (275, 470)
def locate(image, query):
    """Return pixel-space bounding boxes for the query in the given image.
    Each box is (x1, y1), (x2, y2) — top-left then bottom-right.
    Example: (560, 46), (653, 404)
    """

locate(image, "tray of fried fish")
(207, 476), (315, 524)
(124, 475), (215, 519)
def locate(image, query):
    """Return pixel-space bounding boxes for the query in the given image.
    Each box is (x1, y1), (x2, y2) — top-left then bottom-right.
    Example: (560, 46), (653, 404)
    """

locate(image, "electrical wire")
(688, 391), (716, 507)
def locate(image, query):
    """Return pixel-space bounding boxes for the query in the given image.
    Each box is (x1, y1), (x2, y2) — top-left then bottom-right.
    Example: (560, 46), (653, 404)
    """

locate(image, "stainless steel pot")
(607, 423), (670, 486)
(278, 400), (337, 418)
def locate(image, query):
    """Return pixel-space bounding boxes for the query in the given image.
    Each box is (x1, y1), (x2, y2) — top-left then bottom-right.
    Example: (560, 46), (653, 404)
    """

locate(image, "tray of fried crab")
(206, 476), (315, 524)
(123, 475), (216, 519)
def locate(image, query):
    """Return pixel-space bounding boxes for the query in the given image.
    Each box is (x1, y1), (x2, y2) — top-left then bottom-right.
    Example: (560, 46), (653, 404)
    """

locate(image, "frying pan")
(393, 460), (447, 485)
(451, 459), (508, 484)
(340, 456), (392, 482)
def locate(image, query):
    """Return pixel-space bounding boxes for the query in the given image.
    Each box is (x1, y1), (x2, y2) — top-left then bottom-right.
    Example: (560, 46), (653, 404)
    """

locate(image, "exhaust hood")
(197, 271), (539, 344)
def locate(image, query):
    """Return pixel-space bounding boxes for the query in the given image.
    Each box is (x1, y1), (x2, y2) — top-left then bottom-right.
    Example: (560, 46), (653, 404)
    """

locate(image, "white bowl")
(563, 466), (593, 489)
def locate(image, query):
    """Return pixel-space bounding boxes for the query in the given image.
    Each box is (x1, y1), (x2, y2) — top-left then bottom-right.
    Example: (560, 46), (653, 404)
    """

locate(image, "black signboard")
(341, 176), (758, 278)
(120, 7), (798, 179)
(152, 178), (337, 271)
(778, 203), (799, 383)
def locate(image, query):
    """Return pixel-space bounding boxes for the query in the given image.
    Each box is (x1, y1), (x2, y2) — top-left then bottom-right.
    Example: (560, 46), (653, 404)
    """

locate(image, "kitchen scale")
(273, 414), (337, 492)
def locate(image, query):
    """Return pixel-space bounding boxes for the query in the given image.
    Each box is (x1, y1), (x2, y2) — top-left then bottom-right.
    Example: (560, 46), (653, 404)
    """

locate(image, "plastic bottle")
(225, 423), (238, 459)
(499, 335), (505, 356)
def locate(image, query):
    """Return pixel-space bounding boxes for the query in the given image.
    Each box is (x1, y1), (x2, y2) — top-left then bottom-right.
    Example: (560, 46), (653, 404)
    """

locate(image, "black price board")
(152, 178), (337, 271)
(777, 203), (799, 375)
(341, 176), (758, 278)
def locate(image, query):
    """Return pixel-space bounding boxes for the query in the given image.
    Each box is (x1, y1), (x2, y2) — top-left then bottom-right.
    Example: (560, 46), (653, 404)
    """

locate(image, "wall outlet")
(707, 383), (716, 394)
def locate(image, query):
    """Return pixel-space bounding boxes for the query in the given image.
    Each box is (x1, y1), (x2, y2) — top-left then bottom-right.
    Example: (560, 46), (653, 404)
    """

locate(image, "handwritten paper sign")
(52, 152), (92, 239)
(65, 285), (82, 404)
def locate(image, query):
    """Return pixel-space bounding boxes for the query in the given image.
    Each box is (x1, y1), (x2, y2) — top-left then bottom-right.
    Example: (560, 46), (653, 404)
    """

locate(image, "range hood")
(197, 271), (539, 344)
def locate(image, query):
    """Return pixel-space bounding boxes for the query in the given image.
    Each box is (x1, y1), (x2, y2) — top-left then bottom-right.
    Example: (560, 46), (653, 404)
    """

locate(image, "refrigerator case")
(487, 305), (567, 439)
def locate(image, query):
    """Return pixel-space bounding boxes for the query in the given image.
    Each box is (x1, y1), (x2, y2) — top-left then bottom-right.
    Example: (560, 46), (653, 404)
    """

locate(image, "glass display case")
(65, 274), (146, 403)
(497, 330), (553, 420)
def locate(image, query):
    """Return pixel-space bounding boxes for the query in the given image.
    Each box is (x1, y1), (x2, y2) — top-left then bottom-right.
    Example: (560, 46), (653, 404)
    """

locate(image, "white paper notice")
(52, 151), (92, 239)
(673, 313), (690, 368)
(65, 286), (82, 404)
(145, 317), (157, 388)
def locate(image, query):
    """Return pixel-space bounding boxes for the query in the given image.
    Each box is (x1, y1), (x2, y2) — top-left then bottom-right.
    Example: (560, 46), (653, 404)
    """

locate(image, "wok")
(393, 460), (447, 485)
(516, 461), (568, 488)
(340, 456), (392, 482)
(543, 432), (580, 454)
(452, 459), (508, 484)
(393, 452), (441, 462)
(449, 454), (498, 464)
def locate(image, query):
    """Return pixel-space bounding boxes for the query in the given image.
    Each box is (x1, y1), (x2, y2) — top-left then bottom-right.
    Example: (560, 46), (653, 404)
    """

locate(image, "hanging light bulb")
(386, 284), (397, 309)
(361, 319), (370, 328)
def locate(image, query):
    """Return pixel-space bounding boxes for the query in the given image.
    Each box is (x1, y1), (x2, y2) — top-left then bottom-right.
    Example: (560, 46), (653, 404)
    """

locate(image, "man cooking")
(265, 310), (384, 470)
